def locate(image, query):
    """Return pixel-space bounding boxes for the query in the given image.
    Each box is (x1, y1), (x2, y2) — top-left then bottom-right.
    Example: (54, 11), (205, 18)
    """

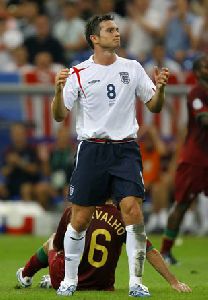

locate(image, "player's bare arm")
(146, 67), (169, 113)
(52, 68), (69, 122)
(146, 248), (191, 293)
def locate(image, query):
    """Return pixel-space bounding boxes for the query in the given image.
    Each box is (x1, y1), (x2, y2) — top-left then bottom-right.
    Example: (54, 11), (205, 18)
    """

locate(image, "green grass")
(0, 235), (207, 299)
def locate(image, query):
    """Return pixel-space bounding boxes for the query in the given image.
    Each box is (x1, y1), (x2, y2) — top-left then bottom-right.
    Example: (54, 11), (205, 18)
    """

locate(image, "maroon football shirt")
(179, 83), (208, 166)
(53, 204), (154, 290)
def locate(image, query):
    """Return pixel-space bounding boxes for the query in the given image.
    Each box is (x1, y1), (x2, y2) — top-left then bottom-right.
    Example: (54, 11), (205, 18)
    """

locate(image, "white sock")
(126, 224), (146, 288)
(181, 210), (196, 233)
(146, 213), (158, 232)
(158, 209), (168, 229)
(198, 193), (208, 231)
(62, 223), (86, 286)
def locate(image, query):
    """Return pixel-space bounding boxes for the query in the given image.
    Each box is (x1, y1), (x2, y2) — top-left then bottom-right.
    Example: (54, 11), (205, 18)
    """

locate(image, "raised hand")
(154, 67), (169, 90)
(55, 68), (70, 93)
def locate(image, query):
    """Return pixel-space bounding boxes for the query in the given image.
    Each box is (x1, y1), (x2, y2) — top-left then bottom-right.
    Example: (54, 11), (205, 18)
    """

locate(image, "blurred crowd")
(0, 0), (207, 233)
(0, 0), (207, 77)
(0, 123), (75, 210)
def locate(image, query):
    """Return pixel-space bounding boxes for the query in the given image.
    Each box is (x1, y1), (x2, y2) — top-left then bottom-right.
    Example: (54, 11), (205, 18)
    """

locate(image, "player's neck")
(93, 49), (117, 66)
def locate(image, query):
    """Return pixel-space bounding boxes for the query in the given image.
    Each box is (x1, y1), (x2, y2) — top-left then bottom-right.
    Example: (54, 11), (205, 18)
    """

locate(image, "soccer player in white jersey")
(52, 15), (169, 297)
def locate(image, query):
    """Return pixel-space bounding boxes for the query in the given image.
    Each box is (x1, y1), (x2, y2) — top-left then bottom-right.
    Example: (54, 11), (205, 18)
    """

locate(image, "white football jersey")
(63, 55), (156, 140)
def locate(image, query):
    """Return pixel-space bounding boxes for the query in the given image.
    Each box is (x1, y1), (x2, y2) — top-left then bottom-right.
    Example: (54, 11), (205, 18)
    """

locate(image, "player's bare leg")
(160, 200), (193, 264)
(57, 204), (95, 296)
(120, 196), (150, 297)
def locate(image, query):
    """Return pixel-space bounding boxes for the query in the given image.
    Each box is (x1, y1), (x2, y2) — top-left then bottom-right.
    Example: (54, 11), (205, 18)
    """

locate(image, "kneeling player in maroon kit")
(17, 203), (191, 293)
(161, 55), (208, 264)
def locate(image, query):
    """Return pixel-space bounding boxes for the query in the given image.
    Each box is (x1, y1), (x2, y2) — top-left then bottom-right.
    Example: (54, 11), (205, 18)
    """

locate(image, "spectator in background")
(139, 126), (172, 233)
(0, 11), (23, 71)
(192, 3), (208, 54)
(43, 0), (64, 22)
(50, 126), (74, 190)
(3, 46), (34, 73)
(34, 51), (64, 75)
(24, 15), (65, 65)
(7, 0), (45, 14)
(149, 0), (171, 20)
(163, 0), (199, 65)
(16, 0), (40, 38)
(38, 126), (74, 209)
(78, 0), (94, 21)
(96, 0), (127, 40)
(126, 0), (163, 62)
(53, 0), (86, 64)
(0, 174), (8, 200)
(144, 40), (182, 80)
(1, 123), (40, 201)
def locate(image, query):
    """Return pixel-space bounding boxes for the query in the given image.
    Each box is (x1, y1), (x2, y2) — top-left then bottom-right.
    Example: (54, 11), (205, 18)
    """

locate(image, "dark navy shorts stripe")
(68, 141), (145, 206)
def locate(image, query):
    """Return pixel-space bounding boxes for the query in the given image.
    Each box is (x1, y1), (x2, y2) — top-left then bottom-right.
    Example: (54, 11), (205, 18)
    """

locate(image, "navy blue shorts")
(68, 140), (144, 206)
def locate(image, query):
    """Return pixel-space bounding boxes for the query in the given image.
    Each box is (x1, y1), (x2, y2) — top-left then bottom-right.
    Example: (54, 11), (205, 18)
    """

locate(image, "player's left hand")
(171, 281), (192, 293)
(154, 67), (169, 90)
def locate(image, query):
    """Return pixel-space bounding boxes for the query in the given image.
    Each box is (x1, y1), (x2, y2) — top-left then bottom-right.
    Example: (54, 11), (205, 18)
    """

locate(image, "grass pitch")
(0, 235), (207, 300)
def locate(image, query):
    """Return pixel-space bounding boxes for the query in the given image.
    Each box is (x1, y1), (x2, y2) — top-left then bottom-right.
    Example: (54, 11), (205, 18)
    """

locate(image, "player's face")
(199, 58), (208, 82)
(96, 20), (120, 50)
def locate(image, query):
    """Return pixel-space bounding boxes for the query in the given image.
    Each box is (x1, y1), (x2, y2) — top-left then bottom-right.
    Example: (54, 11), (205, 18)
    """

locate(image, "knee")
(71, 206), (95, 232)
(120, 198), (143, 224)
(73, 216), (91, 232)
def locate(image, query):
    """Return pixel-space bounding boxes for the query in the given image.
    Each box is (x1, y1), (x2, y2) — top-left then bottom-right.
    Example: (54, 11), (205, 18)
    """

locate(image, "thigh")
(69, 141), (111, 206)
(111, 142), (145, 202)
(175, 163), (204, 203)
(112, 176), (144, 203)
(48, 250), (64, 290)
(110, 142), (144, 184)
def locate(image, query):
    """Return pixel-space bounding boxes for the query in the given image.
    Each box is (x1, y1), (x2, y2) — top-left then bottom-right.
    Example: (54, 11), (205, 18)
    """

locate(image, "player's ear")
(90, 34), (98, 46)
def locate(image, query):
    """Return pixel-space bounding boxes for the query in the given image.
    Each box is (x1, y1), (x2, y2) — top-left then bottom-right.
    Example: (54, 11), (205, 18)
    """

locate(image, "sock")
(181, 210), (196, 233)
(62, 223), (86, 286)
(146, 213), (158, 232)
(126, 224), (146, 288)
(158, 209), (168, 229)
(160, 228), (179, 254)
(22, 246), (48, 278)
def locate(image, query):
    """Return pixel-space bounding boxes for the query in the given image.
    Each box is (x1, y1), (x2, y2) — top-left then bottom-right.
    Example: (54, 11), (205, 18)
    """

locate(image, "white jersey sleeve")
(135, 61), (156, 103)
(63, 72), (79, 110)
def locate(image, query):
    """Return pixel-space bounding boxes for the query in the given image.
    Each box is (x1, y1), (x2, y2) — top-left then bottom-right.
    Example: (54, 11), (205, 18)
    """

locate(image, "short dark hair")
(192, 55), (207, 74)
(85, 14), (114, 49)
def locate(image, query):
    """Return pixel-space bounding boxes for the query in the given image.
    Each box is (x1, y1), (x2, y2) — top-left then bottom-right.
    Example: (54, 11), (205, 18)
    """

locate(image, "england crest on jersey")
(119, 72), (130, 84)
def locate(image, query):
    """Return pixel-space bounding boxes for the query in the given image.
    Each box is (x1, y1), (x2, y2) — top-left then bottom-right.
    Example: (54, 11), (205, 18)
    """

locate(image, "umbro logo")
(65, 256), (72, 262)
(88, 80), (100, 84)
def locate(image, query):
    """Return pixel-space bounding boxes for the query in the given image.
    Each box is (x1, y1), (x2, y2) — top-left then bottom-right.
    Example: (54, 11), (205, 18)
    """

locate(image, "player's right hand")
(55, 68), (70, 93)
(171, 281), (192, 293)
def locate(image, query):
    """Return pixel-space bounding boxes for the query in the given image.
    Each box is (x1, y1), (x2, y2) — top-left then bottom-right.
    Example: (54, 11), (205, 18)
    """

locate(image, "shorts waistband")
(86, 138), (135, 144)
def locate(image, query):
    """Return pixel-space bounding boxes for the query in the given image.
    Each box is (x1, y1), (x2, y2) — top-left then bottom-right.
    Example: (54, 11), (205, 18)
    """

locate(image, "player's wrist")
(55, 86), (62, 96)
(170, 278), (179, 286)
